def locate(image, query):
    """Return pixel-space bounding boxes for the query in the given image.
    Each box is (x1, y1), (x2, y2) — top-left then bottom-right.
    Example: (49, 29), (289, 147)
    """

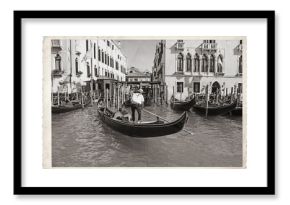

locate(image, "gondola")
(97, 107), (188, 138)
(230, 106), (242, 116)
(52, 100), (90, 114)
(170, 97), (196, 111)
(193, 101), (237, 116)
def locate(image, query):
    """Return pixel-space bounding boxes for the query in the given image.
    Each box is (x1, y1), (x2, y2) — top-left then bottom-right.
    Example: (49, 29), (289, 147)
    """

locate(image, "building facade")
(51, 39), (127, 94)
(152, 39), (243, 101)
(126, 67), (151, 83)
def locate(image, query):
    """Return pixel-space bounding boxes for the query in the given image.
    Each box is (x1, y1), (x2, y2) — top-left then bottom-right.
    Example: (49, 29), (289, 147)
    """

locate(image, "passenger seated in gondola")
(114, 105), (131, 121)
(97, 99), (104, 109)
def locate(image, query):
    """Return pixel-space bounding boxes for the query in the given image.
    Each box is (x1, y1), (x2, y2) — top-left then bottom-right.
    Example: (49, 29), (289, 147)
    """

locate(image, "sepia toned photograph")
(44, 37), (245, 168)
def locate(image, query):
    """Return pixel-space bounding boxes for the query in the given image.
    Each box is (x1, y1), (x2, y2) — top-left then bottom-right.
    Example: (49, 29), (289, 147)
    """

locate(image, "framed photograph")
(14, 10), (275, 195)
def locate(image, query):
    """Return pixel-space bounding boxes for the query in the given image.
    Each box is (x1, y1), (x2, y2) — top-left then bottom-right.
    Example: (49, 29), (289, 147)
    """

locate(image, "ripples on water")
(52, 104), (243, 167)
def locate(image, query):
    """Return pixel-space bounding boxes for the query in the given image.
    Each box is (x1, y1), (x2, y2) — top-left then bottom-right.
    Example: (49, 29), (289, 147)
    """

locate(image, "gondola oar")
(143, 109), (194, 135)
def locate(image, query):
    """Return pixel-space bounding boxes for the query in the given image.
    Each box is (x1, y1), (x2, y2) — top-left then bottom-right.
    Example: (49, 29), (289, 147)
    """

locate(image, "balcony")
(215, 72), (225, 77)
(51, 40), (62, 48)
(51, 40), (62, 53)
(175, 40), (184, 51)
(196, 41), (217, 55)
(76, 71), (83, 77)
(201, 43), (217, 52)
(52, 69), (64, 77)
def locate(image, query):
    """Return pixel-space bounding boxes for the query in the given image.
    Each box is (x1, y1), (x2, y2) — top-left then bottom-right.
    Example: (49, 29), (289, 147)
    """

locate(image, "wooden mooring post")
(230, 87), (233, 103)
(157, 84), (160, 105)
(113, 84), (116, 108)
(152, 85), (155, 103)
(81, 87), (84, 108)
(205, 85), (209, 118)
(57, 86), (60, 106)
(106, 88), (109, 109)
(173, 86), (175, 104)
(117, 85), (119, 110)
(165, 85), (168, 104)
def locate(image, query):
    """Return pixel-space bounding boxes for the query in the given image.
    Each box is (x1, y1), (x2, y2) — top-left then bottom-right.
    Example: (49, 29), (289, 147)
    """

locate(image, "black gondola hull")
(97, 109), (188, 138)
(52, 104), (83, 114)
(230, 107), (242, 116)
(193, 101), (237, 116)
(170, 98), (195, 111)
(52, 100), (90, 114)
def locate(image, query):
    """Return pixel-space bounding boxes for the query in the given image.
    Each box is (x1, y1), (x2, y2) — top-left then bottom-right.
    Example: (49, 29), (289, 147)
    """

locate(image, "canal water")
(52, 104), (243, 167)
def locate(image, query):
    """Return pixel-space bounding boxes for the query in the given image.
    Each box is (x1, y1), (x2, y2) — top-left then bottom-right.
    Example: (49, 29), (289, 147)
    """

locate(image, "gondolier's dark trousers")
(131, 103), (142, 121)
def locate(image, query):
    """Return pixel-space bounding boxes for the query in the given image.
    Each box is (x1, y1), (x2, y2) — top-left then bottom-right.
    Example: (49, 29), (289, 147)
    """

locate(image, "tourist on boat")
(114, 105), (131, 121)
(97, 99), (105, 108)
(131, 88), (144, 123)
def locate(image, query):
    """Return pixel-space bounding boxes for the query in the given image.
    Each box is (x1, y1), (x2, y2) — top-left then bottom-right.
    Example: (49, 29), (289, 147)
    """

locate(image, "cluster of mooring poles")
(103, 83), (128, 112)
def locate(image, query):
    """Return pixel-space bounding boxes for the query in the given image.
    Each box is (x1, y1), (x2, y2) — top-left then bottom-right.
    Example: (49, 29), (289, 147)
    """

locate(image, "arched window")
(186, 53), (192, 72)
(202, 54), (208, 72)
(55, 54), (61, 71)
(217, 54), (223, 73)
(210, 54), (215, 72)
(239, 55), (243, 74)
(194, 53), (200, 72)
(75, 58), (79, 74)
(177, 53), (184, 72)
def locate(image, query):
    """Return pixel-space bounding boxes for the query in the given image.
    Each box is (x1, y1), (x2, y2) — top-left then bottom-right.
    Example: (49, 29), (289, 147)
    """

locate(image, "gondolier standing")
(131, 88), (144, 123)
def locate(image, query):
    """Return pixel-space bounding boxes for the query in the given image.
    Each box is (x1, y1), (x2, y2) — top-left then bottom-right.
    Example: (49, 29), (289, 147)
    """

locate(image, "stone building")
(152, 39), (243, 102)
(51, 39), (127, 94)
(126, 67), (151, 83)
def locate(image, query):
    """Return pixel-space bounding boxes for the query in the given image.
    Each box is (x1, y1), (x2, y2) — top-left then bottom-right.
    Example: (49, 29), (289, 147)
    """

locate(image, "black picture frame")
(14, 10), (275, 195)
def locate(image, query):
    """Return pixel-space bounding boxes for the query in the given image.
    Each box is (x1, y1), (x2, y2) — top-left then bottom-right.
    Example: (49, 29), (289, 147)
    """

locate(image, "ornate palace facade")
(152, 39), (243, 101)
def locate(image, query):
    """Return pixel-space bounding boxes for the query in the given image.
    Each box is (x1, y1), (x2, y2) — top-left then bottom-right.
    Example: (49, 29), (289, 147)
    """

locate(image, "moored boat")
(193, 101), (237, 116)
(97, 107), (188, 138)
(52, 100), (90, 114)
(230, 106), (242, 116)
(170, 97), (195, 111)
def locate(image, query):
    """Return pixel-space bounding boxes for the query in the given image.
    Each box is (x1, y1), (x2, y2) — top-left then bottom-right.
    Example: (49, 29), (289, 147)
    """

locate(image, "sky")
(118, 40), (159, 72)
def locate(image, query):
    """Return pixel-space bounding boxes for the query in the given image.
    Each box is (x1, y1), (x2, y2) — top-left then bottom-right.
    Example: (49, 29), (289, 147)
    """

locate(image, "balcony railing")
(51, 40), (62, 53)
(176, 42), (184, 51)
(215, 72), (225, 76)
(76, 71), (83, 77)
(201, 43), (217, 50)
(51, 40), (61, 48)
(52, 69), (64, 77)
